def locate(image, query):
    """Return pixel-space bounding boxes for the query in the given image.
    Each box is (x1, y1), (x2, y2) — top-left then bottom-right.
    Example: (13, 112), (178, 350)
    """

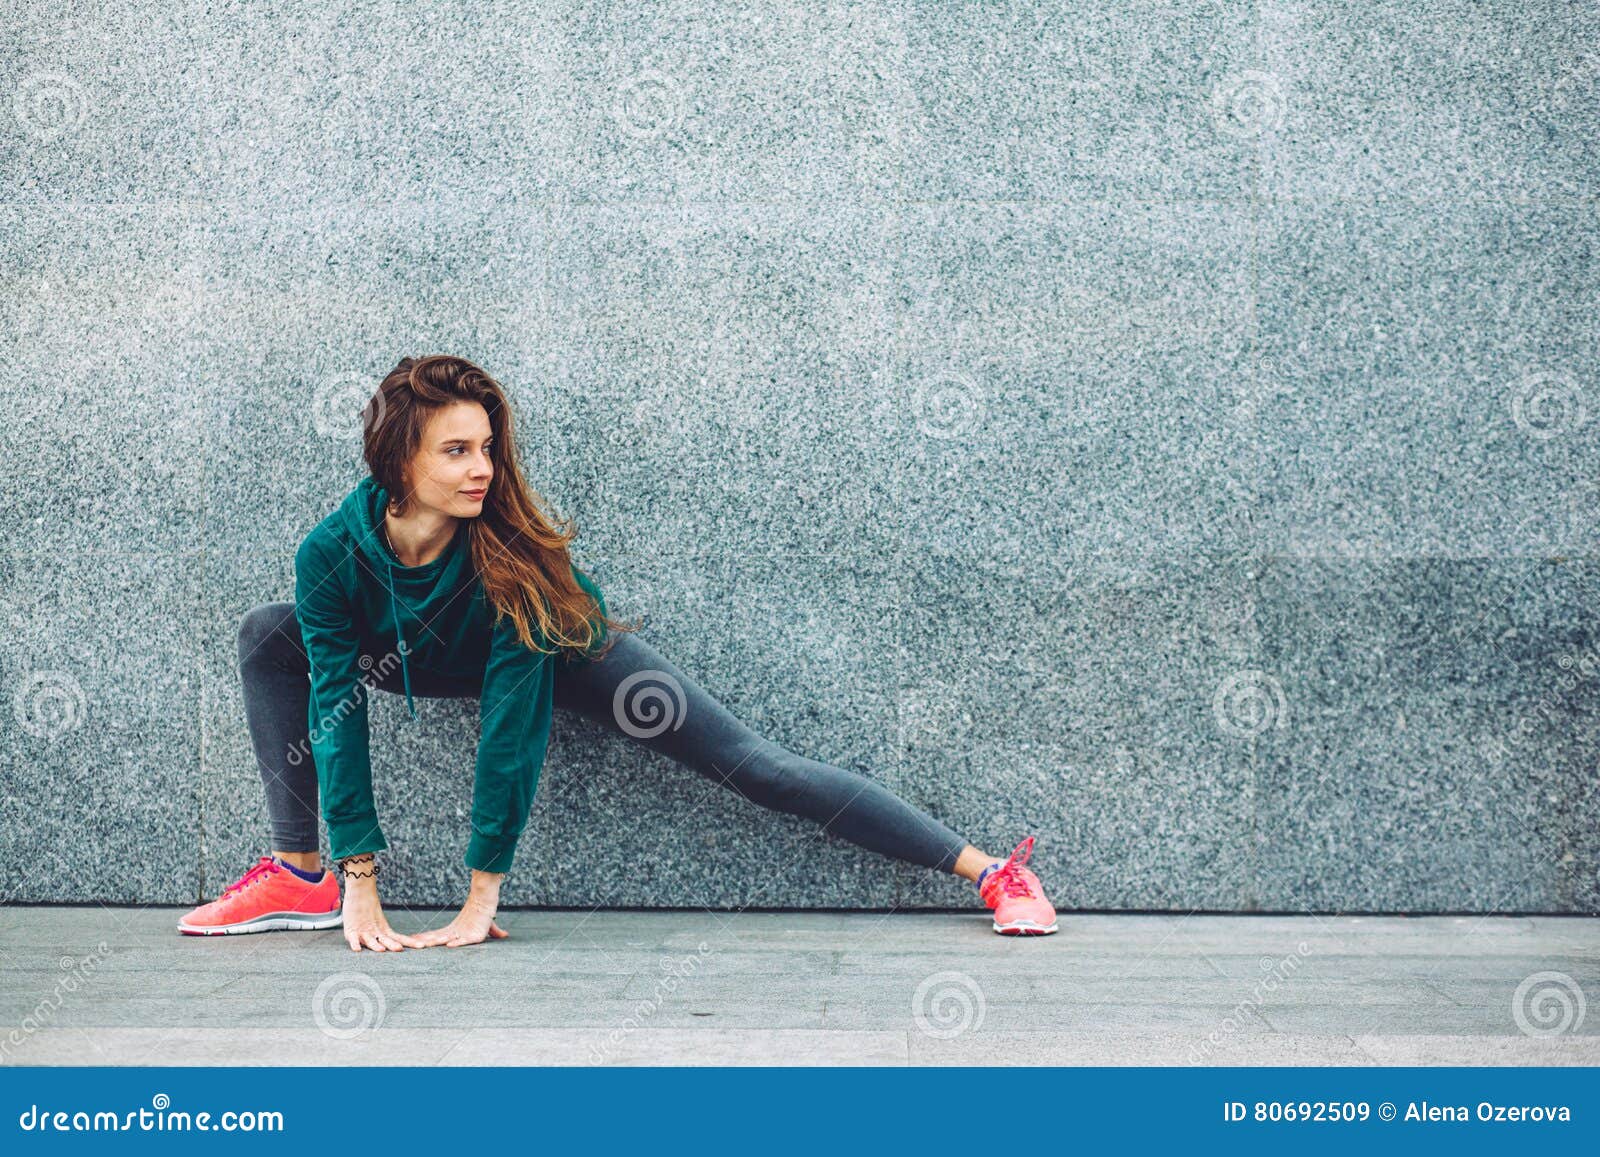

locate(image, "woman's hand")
(341, 876), (428, 953)
(413, 871), (510, 948)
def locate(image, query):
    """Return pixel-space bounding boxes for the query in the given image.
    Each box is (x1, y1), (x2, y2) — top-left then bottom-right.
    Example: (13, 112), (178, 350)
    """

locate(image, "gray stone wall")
(2, 2), (1595, 911)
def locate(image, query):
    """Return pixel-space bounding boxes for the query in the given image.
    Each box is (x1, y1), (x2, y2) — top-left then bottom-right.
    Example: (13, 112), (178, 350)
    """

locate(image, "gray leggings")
(237, 602), (969, 873)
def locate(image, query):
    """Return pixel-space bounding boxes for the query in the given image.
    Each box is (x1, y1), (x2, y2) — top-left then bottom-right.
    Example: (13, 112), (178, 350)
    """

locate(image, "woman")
(178, 356), (1058, 950)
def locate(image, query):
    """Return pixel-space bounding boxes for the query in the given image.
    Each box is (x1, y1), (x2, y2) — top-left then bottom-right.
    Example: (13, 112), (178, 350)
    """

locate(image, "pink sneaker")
(178, 855), (343, 935)
(977, 836), (1058, 935)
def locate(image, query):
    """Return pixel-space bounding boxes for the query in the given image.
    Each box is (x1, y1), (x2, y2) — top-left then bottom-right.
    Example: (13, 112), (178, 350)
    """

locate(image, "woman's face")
(399, 401), (495, 518)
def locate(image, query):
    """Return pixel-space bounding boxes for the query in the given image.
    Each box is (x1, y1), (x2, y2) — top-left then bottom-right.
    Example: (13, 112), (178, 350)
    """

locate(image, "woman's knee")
(237, 602), (300, 668)
(726, 745), (815, 814)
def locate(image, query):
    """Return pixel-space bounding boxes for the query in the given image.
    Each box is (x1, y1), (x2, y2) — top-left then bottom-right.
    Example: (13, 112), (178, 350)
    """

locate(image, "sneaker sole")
(178, 910), (343, 936)
(993, 919), (1058, 935)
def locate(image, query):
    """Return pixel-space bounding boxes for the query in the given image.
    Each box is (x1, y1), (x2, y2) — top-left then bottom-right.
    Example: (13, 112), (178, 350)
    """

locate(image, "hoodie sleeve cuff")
(465, 830), (519, 874)
(326, 812), (388, 863)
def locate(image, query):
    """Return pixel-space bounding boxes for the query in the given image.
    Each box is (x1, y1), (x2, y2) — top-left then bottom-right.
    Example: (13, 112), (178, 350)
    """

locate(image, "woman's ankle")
(274, 849), (321, 872)
(952, 845), (1000, 883)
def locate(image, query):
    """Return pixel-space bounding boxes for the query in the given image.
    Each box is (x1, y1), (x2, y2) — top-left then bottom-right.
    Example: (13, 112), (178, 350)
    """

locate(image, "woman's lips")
(461, 489), (487, 499)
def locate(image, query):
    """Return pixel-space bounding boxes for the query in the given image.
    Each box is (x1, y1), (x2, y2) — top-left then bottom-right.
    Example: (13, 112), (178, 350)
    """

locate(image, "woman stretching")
(178, 355), (1058, 950)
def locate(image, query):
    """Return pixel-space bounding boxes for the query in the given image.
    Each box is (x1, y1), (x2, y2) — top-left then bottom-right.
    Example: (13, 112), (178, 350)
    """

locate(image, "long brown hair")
(361, 355), (634, 661)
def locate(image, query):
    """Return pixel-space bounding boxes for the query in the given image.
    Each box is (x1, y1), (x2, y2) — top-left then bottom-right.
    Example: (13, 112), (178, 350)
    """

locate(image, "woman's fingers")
(443, 922), (507, 947)
(341, 921), (495, 951)
(362, 925), (401, 951)
(343, 922), (405, 952)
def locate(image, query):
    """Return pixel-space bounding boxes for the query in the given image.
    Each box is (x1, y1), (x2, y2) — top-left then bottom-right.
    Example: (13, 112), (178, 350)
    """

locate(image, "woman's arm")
(295, 533), (424, 951)
(416, 568), (608, 948)
(463, 608), (557, 874)
(294, 533), (387, 863)
(409, 615), (550, 948)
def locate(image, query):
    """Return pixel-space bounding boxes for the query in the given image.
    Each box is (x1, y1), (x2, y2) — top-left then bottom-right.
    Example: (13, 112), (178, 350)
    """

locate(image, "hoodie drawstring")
(372, 486), (418, 723)
(387, 560), (418, 722)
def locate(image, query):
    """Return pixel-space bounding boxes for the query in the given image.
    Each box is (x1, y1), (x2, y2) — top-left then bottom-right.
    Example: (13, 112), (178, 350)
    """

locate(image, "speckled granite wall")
(2, 2), (1596, 912)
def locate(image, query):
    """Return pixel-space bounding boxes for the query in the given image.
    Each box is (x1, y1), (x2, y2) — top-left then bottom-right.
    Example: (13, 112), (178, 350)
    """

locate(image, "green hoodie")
(293, 475), (608, 874)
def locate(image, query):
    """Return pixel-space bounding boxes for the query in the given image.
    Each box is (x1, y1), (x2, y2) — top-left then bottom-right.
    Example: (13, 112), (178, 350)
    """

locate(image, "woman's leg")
(552, 632), (973, 873)
(236, 600), (484, 870)
(236, 601), (324, 867)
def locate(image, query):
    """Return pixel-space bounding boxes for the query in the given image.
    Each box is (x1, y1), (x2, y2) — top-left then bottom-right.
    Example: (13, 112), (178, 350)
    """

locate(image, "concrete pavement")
(1, 907), (1596, 1066)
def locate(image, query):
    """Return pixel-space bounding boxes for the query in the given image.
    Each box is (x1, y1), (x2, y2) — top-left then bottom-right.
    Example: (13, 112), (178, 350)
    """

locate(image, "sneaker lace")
(988, 836), (1037, 899)
(220, 856), (279, 898)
